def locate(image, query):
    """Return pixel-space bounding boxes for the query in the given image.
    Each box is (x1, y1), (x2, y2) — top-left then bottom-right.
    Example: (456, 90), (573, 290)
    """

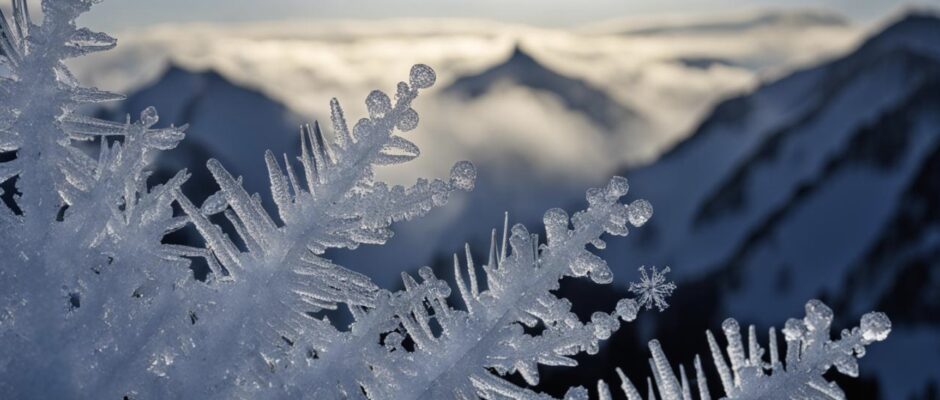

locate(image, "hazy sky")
(79, 0), (938, 31)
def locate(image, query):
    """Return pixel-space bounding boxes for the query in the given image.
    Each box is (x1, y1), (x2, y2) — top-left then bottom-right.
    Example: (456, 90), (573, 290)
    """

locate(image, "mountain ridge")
(582, 9), (851, 36)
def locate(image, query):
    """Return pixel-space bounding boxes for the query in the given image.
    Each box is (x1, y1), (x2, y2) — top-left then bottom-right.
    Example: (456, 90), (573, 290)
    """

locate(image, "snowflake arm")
(0, 0), (123, 227)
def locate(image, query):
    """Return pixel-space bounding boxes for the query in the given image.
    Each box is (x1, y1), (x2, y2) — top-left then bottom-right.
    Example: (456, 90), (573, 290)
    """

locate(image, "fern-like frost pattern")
(597, 300), (891, 400)
(0, 1), (890, 399)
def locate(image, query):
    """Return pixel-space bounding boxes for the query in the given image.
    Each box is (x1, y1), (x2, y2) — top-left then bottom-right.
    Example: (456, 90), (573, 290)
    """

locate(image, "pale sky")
(78, 0), (938, 32)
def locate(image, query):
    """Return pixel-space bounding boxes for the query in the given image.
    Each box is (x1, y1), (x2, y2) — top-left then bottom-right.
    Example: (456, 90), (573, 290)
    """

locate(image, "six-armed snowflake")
(628, 266), (676, 311)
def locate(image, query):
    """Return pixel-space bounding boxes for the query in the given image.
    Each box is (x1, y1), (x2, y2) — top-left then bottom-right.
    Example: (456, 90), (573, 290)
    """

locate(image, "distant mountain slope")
(102, 65), (302, 199)
(837, 119), (940, 323)
(617, 10), (849, 36)
(605, 12), (940, 399)
(615, 12), (940, 273)
(444, 46), (640, 131)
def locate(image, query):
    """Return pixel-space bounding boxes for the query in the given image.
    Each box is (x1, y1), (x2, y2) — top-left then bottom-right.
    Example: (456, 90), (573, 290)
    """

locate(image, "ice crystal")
(628, 266), (676, 312)
(0, 1), (891, 398)
(600, 300), (892, 400)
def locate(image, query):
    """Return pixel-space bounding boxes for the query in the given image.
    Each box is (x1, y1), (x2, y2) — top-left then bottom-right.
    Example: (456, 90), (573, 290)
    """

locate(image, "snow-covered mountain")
(100, 64), (302, 200)
(444, 45), (642, 132)
(602, 12), (940, 399)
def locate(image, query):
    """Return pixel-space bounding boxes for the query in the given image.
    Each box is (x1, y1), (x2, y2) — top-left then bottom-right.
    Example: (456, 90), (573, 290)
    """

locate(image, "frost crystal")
(628, 266), (676, 311)
(627, 199), (653, 227)
(602, 300), (892, 400)
(0, 1), (891, 398)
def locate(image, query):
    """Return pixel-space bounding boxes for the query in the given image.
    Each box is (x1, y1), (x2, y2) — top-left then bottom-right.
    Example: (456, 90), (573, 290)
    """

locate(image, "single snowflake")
(628, 266), (676, 311)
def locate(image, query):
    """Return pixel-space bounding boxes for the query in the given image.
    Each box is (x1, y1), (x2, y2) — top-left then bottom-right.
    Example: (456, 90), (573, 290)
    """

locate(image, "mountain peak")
(444, 46), (639, 131)
(157, 63), (229, 87)
(506, 44), (537, 66)
(111, 62), (301, 199)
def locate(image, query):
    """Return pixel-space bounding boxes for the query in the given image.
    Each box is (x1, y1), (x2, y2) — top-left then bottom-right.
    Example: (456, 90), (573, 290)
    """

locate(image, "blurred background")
(64, 0), (940, 398)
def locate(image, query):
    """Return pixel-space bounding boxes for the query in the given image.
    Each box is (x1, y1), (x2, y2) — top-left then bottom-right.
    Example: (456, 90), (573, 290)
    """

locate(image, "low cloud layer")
(69, 11), (865, 187)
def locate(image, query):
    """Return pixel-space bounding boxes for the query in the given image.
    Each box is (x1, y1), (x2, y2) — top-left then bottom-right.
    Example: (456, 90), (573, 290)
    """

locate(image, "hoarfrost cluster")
(0, 1), (890, 399)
